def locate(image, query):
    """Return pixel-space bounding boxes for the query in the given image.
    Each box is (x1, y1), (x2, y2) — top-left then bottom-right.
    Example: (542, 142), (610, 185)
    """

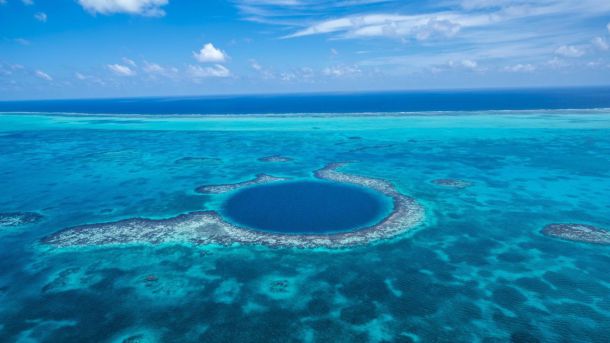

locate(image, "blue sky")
(1, 0), (610, 99)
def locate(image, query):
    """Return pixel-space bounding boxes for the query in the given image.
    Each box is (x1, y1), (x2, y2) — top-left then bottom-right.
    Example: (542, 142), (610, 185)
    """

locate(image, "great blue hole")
(221, 181), (391, 234)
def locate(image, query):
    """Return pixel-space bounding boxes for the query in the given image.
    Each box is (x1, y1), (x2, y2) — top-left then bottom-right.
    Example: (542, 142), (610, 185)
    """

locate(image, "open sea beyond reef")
(1, 90), (610, 342)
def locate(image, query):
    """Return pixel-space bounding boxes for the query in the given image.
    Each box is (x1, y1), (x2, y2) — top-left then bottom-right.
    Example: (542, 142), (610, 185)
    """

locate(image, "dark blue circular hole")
(222, 181), (390, 234)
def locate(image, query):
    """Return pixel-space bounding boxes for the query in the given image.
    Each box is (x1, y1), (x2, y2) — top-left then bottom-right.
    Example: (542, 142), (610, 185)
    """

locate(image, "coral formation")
(0, 212), (43, 228)
(432, 179), (473, 189)
(257, 155), (293, 162)
(195, 174), (289, 194)
(542, 223), (610, 245)
(44, 163), (424, 249)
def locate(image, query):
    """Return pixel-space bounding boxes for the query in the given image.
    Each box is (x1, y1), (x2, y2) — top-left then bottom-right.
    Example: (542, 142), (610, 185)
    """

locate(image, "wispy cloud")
(555, 45), (585, 58)
(323, 64), (361, 77)
(282, 1), (610, 40)
(35, 70), (52, 81)
(232, 0), (610, 76)
(14, 38), (31, 46)
(503, 63), (536, 72)
(75, 72), (88, 80)
(187, 64), (231, 78)
(122, 57), (137, 67)
(108, 63), (136, 76)
(142, 61), (179, 78)
(34, 12), (47, 22)
(78, 0), (169, 17)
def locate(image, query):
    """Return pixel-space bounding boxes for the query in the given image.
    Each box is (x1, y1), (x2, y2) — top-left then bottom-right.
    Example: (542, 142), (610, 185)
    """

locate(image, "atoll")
(431, 179), (473, 189)
(195, 174), (290, 194)
(0, 211), (43, 228)
(43, 163), (424, 249)
(542, 223), (610, 245)
(257, 155), (293, 162)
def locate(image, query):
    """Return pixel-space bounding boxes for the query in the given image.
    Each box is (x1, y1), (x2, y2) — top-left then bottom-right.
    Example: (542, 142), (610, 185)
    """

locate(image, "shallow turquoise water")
(1, 112), (610, 342)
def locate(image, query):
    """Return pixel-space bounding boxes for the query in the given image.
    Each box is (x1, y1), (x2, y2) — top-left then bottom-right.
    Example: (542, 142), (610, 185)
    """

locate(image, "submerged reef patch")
(0, 211), (43, 228)
(258, 155), (293, 162)
(43, 163), (424, 249)
(195, 174), (290, 194)
(542, 223), (610, 245)
(173, 156), (222, 165)
(431, 179), (473, 189)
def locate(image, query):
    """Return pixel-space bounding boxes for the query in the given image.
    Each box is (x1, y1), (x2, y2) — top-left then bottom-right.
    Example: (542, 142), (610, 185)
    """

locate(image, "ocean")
(2, 86), (610, 115)
(0, 89), (610, 342)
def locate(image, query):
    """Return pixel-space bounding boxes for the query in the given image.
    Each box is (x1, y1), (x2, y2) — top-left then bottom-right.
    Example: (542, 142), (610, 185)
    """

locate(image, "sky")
(0, 0), (610, 100)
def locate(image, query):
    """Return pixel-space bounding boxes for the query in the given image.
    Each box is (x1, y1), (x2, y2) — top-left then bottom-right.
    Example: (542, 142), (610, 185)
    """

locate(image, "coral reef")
(195, 174), (289, 194)
(44, 163), (424, 249)
(542, 223), (610, 245)
(0, 211), (43, 228)
(257, 155), (293, 162)
(432, 179), (473, 189)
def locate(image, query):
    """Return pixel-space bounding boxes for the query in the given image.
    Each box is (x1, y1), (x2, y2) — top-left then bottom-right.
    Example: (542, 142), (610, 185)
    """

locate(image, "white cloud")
(414, 18), (461, 41)
(285, 14), (473, 40)
(546, 57), (569, 69)
(250, 60), (262, 71)
(323, 64), (361, 77)
(21, 0), (34, 5)
(504, 63), (536, 72)
(142, 61), (163, 73)
(75, 72), (106, 85)
(447, 59), (481, 71)
(187, 64), (231, 78)
(142, 61), (178, 77)
(34, 12), (47, 22)
(592, 37), (609, 51)
(193, 43), (227, 63)
(108, 63), (136, 76)
(555, 45), (585, 57)
(249, 60), (276, 79)
(78, 0), (168, 17)
(35, 70), (52, 81)
(461, 59), (478, 69)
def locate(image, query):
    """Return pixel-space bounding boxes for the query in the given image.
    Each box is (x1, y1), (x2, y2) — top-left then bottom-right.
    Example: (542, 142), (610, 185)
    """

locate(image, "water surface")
(0, 110), (609, 342)
(222, 181), (390, 234)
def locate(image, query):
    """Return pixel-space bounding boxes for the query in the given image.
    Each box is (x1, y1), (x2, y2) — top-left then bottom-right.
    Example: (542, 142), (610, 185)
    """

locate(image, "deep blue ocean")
(1, 87), (610, 114)
(1, 89), (610, 342)
(222, 181), (390, 234)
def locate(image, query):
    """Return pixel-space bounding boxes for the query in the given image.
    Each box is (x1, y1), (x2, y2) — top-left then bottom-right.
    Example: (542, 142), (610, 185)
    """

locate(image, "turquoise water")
(1, 112), (610, 342)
